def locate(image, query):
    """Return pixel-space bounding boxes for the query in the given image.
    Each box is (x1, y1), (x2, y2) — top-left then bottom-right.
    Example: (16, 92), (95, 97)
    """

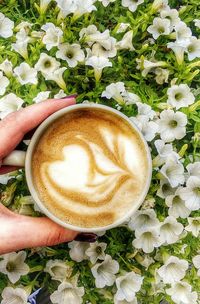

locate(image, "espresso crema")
(32, 108), (149, 228)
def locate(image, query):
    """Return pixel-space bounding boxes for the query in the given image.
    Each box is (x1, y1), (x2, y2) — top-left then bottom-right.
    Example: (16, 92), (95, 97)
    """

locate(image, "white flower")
(165, 188), (191, 218)
(159, 216), (183, 244)
(56, 43), (85, 68)
(44, 67), (67, 90)
(114, 298), (138, 304)
(73, 0), (97, 19)
(1, 287), (29, 304)
(98, 0), (116, 7)
(85, 55), (112, 81)
(158, 109), (187, 142)
(40, 0), (52, 14)
(15, 21), (32, 32)
(0, 12), (14, 38)
(44, 259), (73, 282)
(167, 84), (195, 110)
(55, 0), (77, 18)
(68, 241), (89, 262)
(91, 39), (117, 58)
(91, 254), (119, 288)
(147, 17), (171, 39)
(175, 21), (192, 42)
(101, 82), (126, 105)
(50, 281), (84, 304)
(130, 116), (158, 141)
(0, 251), (29, 284)
(80, 25), (112, 50)
(0, 59), (13, 77)
(41, 23), (63, 51)
(192, 255), (200, 276)
(166, 281), (198, 304)
(116, 23), (130, 33)
(157, 256), (188, 284)
(14, 62), (38, 85)
(179, 176), (200, 211)
(186, 36), (200, 61)
(11, 29), (33, 59)
(116, 30), (134, 51)
(136, 102), (156, 120)
(160, 158), (184, 187)
(85, 242), (107, 264)
(33, 91), (51, 103)
(123, 92), (141, 105)
(154, 139), (180, 166)
(0, 93), (24, 119)
(136, 254), (154, 269)
(186, 162), (200, 179)
(167, 40), (189, 65)
(54, 89), (67, 99)
(35, 53), (60, 75)
(160, 8), (180, 28)
(0, 71), (9, 95)
(115, 272), (143, 302)
(128, 209), (160, 232)
(185, 217), (200, 237)
(136, 58), (167, 77)
(155, 68), (169, 84)
(157, 180), (176, 198)
(152, 0), (169, 12)
(194, 19), (200, 29)
(122, 0), (144, 12)
(132, 227), (161, 253)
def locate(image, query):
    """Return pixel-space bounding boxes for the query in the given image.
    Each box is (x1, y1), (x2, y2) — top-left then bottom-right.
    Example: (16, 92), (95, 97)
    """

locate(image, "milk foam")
(32, 109), (149, 228)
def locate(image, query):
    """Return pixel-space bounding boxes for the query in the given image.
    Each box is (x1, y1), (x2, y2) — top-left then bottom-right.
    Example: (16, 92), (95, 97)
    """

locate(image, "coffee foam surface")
(32, 108), (149, 228)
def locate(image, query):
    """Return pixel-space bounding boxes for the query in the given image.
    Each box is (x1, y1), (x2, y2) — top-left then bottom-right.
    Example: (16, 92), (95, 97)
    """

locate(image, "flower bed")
(0, 0), (200, 303)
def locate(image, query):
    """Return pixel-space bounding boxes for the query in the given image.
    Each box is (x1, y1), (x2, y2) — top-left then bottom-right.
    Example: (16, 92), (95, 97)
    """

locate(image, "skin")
(0, 98), (79, 254)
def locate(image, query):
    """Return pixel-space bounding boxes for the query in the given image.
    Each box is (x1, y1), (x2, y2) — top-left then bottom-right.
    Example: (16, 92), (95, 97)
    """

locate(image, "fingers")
(0, 212), (78, 254)
(0, 166), (22, 175)
(0, 97), (76, 159)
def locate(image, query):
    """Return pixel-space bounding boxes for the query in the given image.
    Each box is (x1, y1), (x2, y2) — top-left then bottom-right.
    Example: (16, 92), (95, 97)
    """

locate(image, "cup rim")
(25, 103), (152, 232)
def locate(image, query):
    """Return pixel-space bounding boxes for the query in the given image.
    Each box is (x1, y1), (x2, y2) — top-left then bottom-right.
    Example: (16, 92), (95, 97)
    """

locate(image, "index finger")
(0, 97), (76, 159)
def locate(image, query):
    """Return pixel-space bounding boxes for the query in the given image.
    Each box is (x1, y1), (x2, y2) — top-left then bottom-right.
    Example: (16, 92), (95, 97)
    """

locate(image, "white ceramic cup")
(2, 104), (152, 232)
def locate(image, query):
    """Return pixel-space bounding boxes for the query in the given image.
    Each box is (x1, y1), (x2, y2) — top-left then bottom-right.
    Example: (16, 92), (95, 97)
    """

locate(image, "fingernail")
(61, 94), (78, 99)
(75, 233), (98, 243)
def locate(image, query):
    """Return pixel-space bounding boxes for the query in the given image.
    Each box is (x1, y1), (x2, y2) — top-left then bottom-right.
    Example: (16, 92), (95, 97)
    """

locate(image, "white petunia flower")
(80, 25), (112, 50)
(136, 58), (167, 77)
(123, 92), (141, 105)
(0, 12), (14, 38)
(192, 255), (200, 276)
(101, 82), (126, 105)
(0, 251), (29, 284)
(194, 19), (200, 29)
(54, 89), (67, 99)
(128, 209), (160, 232)
(0, 93), (24, 119)
(114, 298), (138, 304)
(155, 68), (169, 84)
(50, 281), (84, 304)
(33, 91), (51, 103)
(167, 84), (195, 110)
(147, 17), (171, 39)
(158, 109), (187, 142)
(44, 259), (73, 282)
(167, 40), (190, 65)
(159, 216), (183, 244)
(186, 36), (200, 61)
(55, 0), (77, 18)
(132, 227), (161, 253)
(175, 21), (192, 42)
(152, 0), (169, 12)
(160, 8), (180, 28)
(56, 43), (85, 67)
(179, 176), (200, 211)
(35, 53), (60, 75)
(121, 0), (144, 12)
(85, 55), (112, 81)
(15, 21), (32, 33)
(166, 281), (198, 304)
(14, 62), (38, 85)
(11, 29), (33, 59)
(115, 272), (143, 302)
(160, 158), (184, 187)
(157, 256), (188, 284)
(186, 162), (200, 179)
(116, 30), (134, 51)
(154, 139), (180, 167)
(85, 242), (107, 264)
(1, 287), (29, 304)
(116, 23), (130, 33)
(44, 67), (67, 90)
(91, 38), (117, 58)
(73, 0), (97, 19)
(136, 102), (156, 120)
(68, 241), (89, 262)
(185, 217), (200, 237)
(0, 71), (9, 95)
(40, 0), (52, 14)
(91, 254), (119, 288)
(129, 116), (158, 141)
(165, 188), (191, 218)
(157, 180), (176, 198)
(136, 254), (154, 269)
(98, 0), (116, 7)
(41, 23), (63, 51)
(0, 59), (13, 77)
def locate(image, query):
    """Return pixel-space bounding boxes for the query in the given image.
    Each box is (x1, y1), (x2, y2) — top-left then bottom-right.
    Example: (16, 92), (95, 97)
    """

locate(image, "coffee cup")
(2, 104), (152, 232)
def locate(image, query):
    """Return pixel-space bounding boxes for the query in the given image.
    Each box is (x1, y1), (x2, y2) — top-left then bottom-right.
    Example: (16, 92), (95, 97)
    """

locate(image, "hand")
(0, 98), (97, 254)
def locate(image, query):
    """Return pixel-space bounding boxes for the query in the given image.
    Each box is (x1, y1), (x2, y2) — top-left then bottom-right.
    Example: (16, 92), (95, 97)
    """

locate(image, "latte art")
(32, 108), (149, 228)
